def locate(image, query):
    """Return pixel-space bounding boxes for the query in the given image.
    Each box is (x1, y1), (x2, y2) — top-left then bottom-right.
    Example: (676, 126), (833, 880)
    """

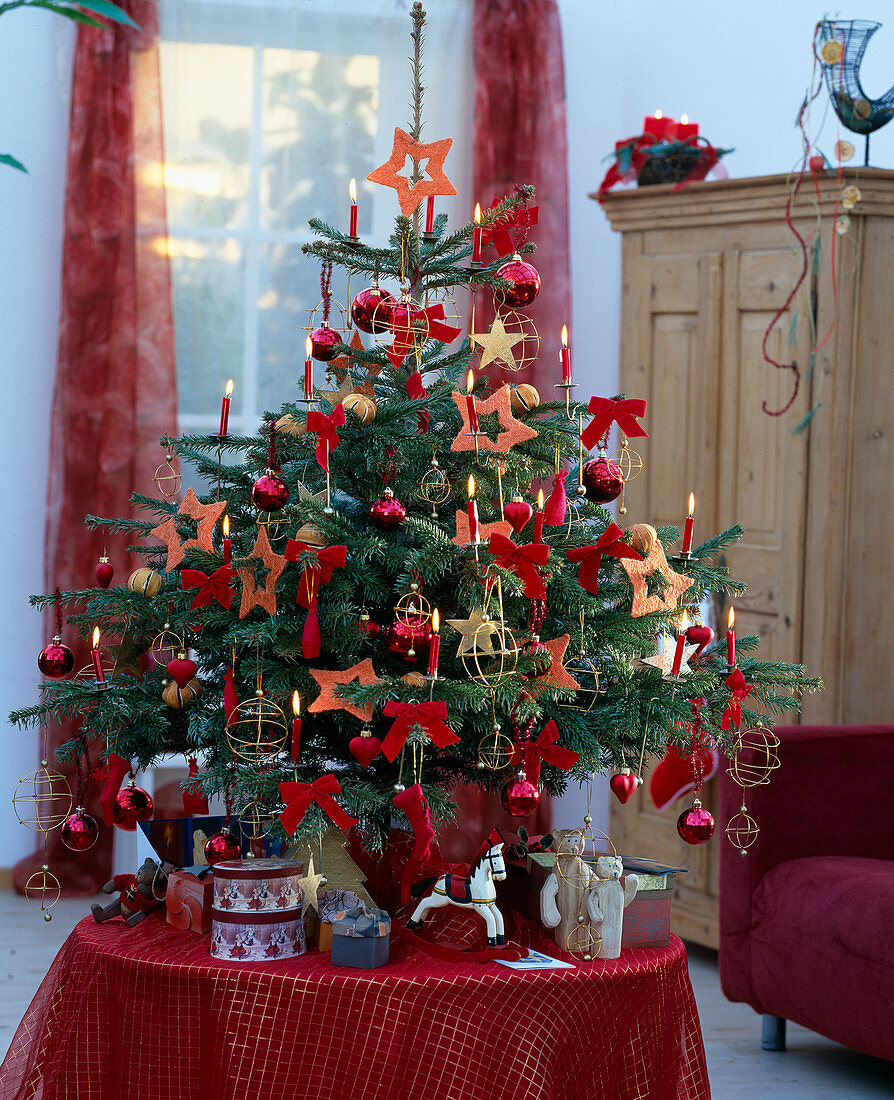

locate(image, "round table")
(0, 915), (709, 1100)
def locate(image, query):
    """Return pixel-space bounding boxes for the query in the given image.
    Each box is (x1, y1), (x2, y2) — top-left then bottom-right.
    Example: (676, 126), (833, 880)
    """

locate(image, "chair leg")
(761, 1015), (786, 1051)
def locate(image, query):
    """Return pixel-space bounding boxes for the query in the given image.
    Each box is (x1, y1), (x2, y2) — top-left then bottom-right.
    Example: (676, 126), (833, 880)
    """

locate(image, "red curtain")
(444, 0), (572, 854)
(15, 0), (177, 895)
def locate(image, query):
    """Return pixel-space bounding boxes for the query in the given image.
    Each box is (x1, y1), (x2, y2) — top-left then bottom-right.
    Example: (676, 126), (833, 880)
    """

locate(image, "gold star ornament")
(298, 855), (327, 916)
(471, 315), (525, 371)
(620, 539), (694, 618)
(447, 609), (501, 657)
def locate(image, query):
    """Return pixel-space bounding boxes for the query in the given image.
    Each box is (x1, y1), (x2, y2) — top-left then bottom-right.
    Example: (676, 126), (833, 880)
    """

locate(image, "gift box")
(166, 867), (214, 933)
(330, 905), (391, 969)
(212, 858), (303, 914)
(527, 852), (686, 948)
(316, 889), (363, 951)
(210, 908), (306, 962)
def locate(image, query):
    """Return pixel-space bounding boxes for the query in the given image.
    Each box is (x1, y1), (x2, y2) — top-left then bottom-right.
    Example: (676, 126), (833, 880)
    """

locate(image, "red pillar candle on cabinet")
(681, 492), (695, 554)
(472, 203), (482, 263)
(218, 378), (233, 437)
(91, 627), (105, 684)
(349, 178), (358, 237)
(465, 370), (479, 432)
(643, 109), (673, 140)
(671, 612), (690, 677)
(425, 194), (435, 234)
(533, 487), (545, 543)
(427, 609), (441, 676)
(560, 324), (571, 382)
(726, 607), (736, 667)
(467, 475), (479, 543)
(304, 336), (313, 399)
(222, 514), (232, 565)
(676, 114), (699, 140)
(290, 692), (302, 762)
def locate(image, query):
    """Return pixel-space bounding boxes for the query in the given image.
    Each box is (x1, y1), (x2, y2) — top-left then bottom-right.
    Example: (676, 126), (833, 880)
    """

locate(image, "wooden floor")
(1, 891), (892, 1097)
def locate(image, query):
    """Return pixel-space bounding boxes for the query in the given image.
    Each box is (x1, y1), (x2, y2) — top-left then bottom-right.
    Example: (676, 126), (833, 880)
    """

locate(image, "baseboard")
(0, 867), (13, 891)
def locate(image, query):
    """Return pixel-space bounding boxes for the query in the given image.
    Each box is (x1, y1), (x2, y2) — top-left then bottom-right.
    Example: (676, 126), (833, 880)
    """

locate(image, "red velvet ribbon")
(392, 784), (435, 906)
(386, 303), (462, 369)
(278, 774), (357, 835)
(509, 720), (579, 785)
(405, 371), (430, 432)
(380, 700), (460, 763)
(487, 532), (549, 600)
(98, 752), (132, 827)
(306, 403), (345, 472)
(480, 195), (540, 257)
(224, 665), (238, 726)
(542, 470), (567, 526)
(180, 565), (235, 611)
(566, 522), (642, 595)
(721, 668), (754, 730)
(182, 756), (209, 815)
(284, 542), (347, 659)
(581, 396), (649, 449)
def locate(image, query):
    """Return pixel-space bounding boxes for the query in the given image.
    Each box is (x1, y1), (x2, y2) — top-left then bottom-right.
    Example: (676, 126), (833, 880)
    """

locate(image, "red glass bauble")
(609, 771), (641, 804)
(251, 471), (290, 511)
(38, 639), (74, 679)
(676, 802), (715, 845)
(351, 286), (395, 334)
(204, 832), (242, 866)
(503, 499), (533, 534)
(809, 153), (825, 174)
(369, 490), (407, 530)
(519, 638), (551, 677)
(582, 456), (624, 503)
(685, 624), (715, 663)
(113, 784), (154, 831)
(60, 809), (100, 852)
(385, 615), (432, 663)
(310, 323), (342, 361)
(95, 559), (114, 589)
(495, 256), (541, 308)
(500, 775), (541, 817)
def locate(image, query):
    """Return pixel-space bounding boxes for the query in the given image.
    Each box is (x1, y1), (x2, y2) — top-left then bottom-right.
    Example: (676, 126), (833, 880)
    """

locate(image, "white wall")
(0, 12), (74, 863)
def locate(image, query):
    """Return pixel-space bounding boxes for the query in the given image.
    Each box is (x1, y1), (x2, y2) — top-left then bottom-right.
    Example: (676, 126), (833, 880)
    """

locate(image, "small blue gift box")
(330, 905), (391, 969)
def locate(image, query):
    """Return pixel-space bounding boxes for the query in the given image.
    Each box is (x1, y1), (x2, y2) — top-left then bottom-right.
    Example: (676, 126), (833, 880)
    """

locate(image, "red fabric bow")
(381, 700), (460, 763)
(278, 774), (357, 834)
(566, 523), (642, 595)
(480, 195), (540, 257)
(487, 532), (549, 600)
(283, 542), (348, 658)
(405, 370), (430, 433)
(386, 303), (462, 369)
(721, 668), (754, 730)
(306, 403), (345, 472)
(180, 565), (235, 611)
(580, 396), (649, 450)
(509, 721), (579, 785)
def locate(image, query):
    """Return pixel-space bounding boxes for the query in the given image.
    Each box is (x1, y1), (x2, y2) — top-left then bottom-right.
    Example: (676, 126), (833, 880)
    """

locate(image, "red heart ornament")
(349, 735), (382, 768)
(685, 623), (715, 662)
(503, 500), (533, 534)
(167, 657), (198, 689)
(609, 771), (641, 804)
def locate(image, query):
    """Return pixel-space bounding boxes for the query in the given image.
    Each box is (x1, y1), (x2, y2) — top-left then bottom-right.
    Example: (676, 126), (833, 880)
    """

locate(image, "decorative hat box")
(210, 859), (306, 962)
(330, 905), (391, 969)
(527, 852), (686, 948)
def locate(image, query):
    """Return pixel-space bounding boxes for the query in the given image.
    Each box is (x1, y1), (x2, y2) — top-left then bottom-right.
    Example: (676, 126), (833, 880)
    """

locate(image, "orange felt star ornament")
(308, 659), (381, 722)
(526, 635), (582, 696)
(451, 510), (512, 547)
(150, 489), (228, 571)
(451, 383), (538, 454)
(367, 127), (457, 217)
(238, 526), (288, 618)
(620, 539), (694, 618)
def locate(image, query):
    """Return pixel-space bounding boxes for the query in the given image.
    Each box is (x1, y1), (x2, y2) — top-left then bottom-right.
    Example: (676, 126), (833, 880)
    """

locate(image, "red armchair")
(719, 724), (894, 1061)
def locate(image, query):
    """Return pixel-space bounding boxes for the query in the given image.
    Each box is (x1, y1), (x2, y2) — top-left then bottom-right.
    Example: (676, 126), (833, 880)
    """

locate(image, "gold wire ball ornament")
(13, 767), (73, 831)
(153, 453), (182, 500)
(609, 439), (643, 483)
(395, 585), (432, 626)
(476, 726), (514, 771)
(306, 298), (350, 345)
(564, 918), (601, 962)
(470, 309), (540, 373)
(558, 658), (600, 713)
(237, 800), (275, 842)
(150, 623), (185, 667)
(416, 456), (451, 517)
(24, 866), (61, 919)
(256, 509), (289, 547)
(555, 823), (617, 887)
(460, 621), (519, 688)
(226, 691), (289, 764)
(725, 807), (760, 856)
(75, 655), (115, 682)
(373, 291), (427, 358)
(727, 722), (781, 788)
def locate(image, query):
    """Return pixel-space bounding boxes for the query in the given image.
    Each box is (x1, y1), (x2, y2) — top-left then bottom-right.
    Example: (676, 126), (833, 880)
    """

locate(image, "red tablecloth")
(0, 916), (709, 1100)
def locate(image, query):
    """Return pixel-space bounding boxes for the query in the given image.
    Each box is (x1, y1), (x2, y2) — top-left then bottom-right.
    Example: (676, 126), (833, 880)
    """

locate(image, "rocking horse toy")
(407, 828), (507, 946)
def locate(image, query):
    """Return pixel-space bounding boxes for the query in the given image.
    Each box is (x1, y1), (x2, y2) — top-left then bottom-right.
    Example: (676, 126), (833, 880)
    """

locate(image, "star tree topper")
(620, 540), (694, 617)
(367, 127), (457, 217)
(451, 383), (538, 454)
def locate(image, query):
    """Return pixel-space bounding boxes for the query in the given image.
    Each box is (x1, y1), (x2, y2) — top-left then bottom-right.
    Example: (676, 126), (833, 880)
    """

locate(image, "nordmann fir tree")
(13, 3), (820, 864)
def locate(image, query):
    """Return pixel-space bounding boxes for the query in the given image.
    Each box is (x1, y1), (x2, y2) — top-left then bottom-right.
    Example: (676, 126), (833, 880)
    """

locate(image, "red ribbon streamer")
(487, 532), (549, 600)
(721, 668), (754, 730)
(386, 303), (462, 369)
(542, 470), (567, 526)
(509, 720), (579, 785)
(405, 371), (430, 432)
(480, 195), (540, 257)
(224, 666), (238, 726)
(98, 752), (131, 827)
(183, 757), (209, 815)
(306, 403), (345, 472)
(392, 784), (435, 906)
(580, 396), (649, 450)
(284, 542), (347, 659)
(380, 700), (460, 763)
(566, 522), (642, 595)
(180, 565), (235, 611)
(278, 774), (357, 834)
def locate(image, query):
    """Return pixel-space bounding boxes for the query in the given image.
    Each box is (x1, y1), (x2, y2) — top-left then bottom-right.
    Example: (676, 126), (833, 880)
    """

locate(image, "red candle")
(560, 324), (571, 383)
(467, 476), (479, 543)
(349, 178), (358, 237)
(290, 692), (301, 762)
(425, 194), (435, 234)
(726, 607), (736, 667)
(472, 203), (482, 263)
(218, 378), (233, 437)
(304, 336), (313, 399)
(676, 114), (699, 140)
(671, 613), (690, 677)
(681, 492), (695, 554)
(465, 370), (479, 432)
(533, 488), (545, 543)
(91, 627), (105, 684)
(643, 110), (673, 140)
(427, 609), (441, 676)
(222, 515), (231, 565)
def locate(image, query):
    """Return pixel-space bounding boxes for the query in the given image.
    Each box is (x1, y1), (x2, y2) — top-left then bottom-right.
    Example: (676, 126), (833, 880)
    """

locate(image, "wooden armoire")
(596, 170), (894, 947)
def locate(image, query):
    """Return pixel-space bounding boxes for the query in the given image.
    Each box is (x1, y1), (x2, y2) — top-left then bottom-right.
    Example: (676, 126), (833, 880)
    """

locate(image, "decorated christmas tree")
(12, 4), (820, 893)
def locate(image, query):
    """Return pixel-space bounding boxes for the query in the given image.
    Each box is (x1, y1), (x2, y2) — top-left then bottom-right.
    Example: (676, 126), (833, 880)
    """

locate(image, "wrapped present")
(210, 909), (306, 962)
(330, 905), (391, 969)
(316, 889), (363, 951)
(212, 858), (303, 914)
(166, 868), (214, 933)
